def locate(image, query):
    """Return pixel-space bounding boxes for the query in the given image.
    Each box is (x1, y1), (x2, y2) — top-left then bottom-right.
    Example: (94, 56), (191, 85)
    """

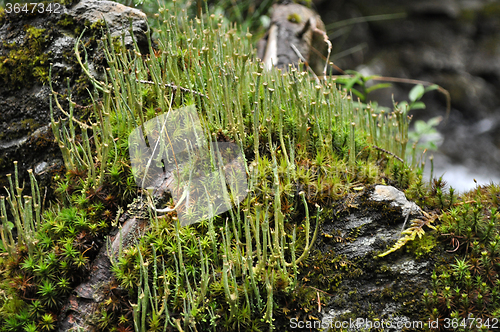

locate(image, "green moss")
(287, 13), (302, 24)
(423, 185), (500, 321)
(21, 118), (40, 131)
(89, 19), (106, 30)
(0, 118), (41, 141)
(482, 2), (500, 18)
(406, 232), (438, 259)
(4, 1), (493, 329)
(56, 14), (78, 30)
(0, 25), (52, 90)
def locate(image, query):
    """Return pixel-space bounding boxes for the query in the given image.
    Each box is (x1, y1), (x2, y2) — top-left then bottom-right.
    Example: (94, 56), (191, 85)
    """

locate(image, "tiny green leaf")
(410, 101), (426, 110)
(424, 84), (439, 93)
(409, 84), (425, 102)
(366, 83), (392, 94)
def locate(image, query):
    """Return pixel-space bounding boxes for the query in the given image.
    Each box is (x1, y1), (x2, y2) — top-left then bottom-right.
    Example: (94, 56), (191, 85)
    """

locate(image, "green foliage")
(423, 185), (500, 324)
(0, 1), (476, 331)
(332, 70), (392, 104)
(378, 211), (438, 258)
(0, 162), (116, 330)
(332, 73), (444, 164)
(39, 313), (56, 331)
(401, 83), (439, 112)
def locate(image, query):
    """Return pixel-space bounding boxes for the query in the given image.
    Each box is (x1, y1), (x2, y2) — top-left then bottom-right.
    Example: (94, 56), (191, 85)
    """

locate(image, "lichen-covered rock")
(0, 0), (148, 194)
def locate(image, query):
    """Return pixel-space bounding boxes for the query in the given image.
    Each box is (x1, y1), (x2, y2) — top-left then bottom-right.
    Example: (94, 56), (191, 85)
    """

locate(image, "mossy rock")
(0, 0), (148, 197)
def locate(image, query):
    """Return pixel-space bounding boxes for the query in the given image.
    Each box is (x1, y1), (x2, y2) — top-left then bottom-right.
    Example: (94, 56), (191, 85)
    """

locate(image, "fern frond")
(378, 211), (437, 257)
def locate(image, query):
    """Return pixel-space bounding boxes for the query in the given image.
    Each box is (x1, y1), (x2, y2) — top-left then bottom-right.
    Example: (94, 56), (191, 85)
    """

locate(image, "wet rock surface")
(318, 185), (440, 329)
(0, 0), (148, 193)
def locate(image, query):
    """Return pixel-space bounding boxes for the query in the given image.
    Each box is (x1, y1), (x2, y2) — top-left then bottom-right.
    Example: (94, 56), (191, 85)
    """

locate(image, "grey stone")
(370, 185), (422, 217)
(67, 0), (148, 47)
(319, 186), (435, 327)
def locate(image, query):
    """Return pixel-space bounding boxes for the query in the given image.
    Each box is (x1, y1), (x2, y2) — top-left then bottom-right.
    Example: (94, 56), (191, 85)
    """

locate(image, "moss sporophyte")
(0, 1), (499, 331)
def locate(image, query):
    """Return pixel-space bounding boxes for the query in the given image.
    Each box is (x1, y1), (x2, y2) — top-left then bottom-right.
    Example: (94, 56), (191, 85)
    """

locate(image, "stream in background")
(425, 153), (500, 193)
(315, 0), (500, 192)
(428, 114), (500, 193)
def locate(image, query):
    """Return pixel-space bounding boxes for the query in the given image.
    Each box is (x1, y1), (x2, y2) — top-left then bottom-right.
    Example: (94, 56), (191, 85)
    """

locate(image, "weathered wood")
(257, 3), (328, 74)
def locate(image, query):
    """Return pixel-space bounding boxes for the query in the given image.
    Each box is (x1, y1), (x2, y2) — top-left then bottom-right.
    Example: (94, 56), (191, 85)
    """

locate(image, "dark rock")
(0, 0), (148, 195)
(410, 0), (460, 19)
(318, 185), (439, 329)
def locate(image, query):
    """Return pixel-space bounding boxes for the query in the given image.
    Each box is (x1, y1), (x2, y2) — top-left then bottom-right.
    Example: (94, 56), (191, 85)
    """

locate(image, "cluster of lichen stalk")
(0, 162), (42, 257)
(0, 3), (417, 331)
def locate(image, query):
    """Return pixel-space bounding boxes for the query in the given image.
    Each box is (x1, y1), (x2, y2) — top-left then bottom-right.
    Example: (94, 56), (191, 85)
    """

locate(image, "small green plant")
(378, 211), (438, 258)
(332, 72), (447, 163)
(423, 186), (500, 322)
(39, 313), (56, 331)
(401, 83), (439, 111)
(331, 69), (392, 105)
(0, 162), (41, 256)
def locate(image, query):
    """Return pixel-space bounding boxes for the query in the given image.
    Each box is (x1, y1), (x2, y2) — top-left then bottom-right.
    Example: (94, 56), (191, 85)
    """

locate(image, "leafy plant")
(378, 211), (438, 257)
(400, 83), (439, 112)
(332, 71), (446, 163)
(332, 69), (392, 105)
